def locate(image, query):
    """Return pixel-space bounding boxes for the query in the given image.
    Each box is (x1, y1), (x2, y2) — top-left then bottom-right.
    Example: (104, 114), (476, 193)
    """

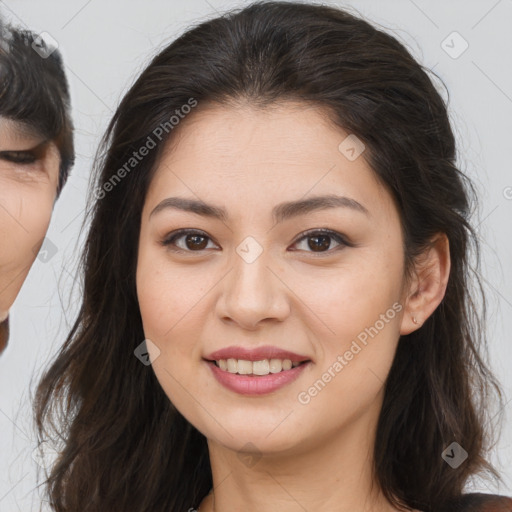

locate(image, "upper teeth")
(216, 358), (301, 375)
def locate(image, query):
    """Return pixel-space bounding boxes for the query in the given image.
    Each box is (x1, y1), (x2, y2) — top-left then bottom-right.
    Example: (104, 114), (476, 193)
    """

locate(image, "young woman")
(0, 19), (74, 355)
(34, 2), (512, 511)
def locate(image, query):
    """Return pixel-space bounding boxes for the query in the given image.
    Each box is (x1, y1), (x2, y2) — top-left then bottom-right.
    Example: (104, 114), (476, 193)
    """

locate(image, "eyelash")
(160, 228), (351, 256)
(0, 151), (37, 165)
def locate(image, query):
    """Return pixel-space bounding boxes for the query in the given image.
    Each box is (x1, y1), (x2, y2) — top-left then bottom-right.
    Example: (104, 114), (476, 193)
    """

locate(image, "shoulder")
(440, 493), (512, 512)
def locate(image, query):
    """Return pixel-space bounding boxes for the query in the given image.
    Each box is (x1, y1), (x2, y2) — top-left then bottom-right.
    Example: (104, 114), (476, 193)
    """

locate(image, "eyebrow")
(150, 194), (370, 223)
(0, 139), (51, 154)
(0, 117), (47, 144)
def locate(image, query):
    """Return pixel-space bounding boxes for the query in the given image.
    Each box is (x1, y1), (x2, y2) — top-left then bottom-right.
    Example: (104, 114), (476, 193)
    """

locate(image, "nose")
(216, 242), (290, 330)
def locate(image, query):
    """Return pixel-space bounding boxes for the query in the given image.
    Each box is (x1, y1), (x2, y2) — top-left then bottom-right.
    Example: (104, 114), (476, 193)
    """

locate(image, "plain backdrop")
(0, 0), (511, 510)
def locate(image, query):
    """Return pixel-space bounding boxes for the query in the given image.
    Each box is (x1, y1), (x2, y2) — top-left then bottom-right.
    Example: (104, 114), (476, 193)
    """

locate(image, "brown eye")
(161, 228), (351, 256)
(161, 229), (216, 252)
(182, 233), (209, 251)
(291, 229), (350, 254)
(306, 233), (332, 252)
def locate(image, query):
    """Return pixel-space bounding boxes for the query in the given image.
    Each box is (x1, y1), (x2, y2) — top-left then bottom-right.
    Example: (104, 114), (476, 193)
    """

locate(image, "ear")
(400, 233), (451, 335)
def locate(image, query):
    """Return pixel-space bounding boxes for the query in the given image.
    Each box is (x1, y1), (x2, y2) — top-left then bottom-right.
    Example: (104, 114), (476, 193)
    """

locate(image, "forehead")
(162, 100), (338, 160)
(148, 101), (388, 209)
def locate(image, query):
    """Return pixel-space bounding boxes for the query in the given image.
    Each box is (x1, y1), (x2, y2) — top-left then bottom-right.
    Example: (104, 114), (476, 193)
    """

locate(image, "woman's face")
(137, 101), (412, 455)
(0, 118), (59, 322)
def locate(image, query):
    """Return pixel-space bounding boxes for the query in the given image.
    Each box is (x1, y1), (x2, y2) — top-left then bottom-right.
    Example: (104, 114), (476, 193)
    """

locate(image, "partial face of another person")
(136, 101), (414, 456)
(0, 117), (60, 324)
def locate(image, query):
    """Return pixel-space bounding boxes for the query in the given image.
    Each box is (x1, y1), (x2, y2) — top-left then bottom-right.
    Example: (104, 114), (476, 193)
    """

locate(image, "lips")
(204, 345), (311, 363)
(205, 359), (311, 395)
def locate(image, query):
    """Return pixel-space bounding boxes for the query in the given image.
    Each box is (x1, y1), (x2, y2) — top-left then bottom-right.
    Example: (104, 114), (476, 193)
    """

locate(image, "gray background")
(0, 0), (511, 509)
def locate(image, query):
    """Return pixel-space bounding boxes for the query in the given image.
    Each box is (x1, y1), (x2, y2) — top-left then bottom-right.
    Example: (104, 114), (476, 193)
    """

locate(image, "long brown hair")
(34, 2), (506, 511)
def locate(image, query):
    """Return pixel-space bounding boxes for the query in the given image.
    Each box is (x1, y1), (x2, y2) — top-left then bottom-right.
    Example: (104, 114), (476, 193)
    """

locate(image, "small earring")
(412, 316), (419, 325)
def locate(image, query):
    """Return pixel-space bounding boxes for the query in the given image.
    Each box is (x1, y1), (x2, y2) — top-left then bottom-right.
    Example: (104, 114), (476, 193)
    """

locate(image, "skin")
(136, 101), (450, 512)
(0, 117), (60, 352)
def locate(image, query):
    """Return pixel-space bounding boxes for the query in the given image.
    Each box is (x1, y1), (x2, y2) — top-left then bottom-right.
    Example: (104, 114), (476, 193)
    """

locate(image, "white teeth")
(237, 359), (253, 375)
(227, 358), (237, 373)
(216, 358), (302, 375)
(253, 359), (270, 375)
(269, 358), (282, 373)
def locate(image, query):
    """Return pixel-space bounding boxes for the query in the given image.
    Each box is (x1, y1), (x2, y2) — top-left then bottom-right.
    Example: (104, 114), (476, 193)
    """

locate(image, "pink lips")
(203, 345), (312, 395)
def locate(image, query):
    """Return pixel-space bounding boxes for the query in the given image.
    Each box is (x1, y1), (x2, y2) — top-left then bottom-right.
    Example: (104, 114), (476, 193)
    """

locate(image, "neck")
(199, 392), (400, 512)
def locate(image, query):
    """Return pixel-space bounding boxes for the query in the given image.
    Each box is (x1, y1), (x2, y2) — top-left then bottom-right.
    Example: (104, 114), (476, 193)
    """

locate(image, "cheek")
(136, 235), (217, 341)
(304, 253), (401, 337)
(302, 249), (403, 390)
(295, 279), (402, 434)
(137, 251), (190, 340)
(136, 242), (204, 375)
(136, 246), (207, 424)
(0, 182), (55, 269)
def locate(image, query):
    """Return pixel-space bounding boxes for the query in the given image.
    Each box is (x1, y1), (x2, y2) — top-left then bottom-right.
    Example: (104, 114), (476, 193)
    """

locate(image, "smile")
(213, 358), (306, 375)
(204, 358), (312, 395)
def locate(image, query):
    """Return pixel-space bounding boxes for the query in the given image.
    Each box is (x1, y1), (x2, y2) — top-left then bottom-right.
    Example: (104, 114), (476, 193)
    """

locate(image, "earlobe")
(399, 233), (451, 336)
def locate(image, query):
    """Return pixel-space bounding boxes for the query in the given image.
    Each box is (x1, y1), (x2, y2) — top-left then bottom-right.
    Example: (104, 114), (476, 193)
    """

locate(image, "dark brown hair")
(0, 19), (74, 194)
(34, 2), (506, 511)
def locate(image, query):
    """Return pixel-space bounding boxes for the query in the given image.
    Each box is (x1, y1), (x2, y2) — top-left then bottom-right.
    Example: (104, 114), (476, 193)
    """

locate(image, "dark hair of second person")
(0, 19), (75, 354)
